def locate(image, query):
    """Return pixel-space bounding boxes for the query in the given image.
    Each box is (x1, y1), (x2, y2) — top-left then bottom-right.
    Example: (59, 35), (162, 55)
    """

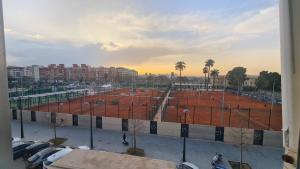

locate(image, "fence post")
(268, 108), (272, 130)
(68, 99), (71, 113)
(176, 103), (179, 123)
(118, 103), (120, 118)
(128, 105), (130, 119)
(210, 106), (213, 125)
(145, 103), (148, 120)
(248, 108), (251, 128)
(105, 99), (107, 116)
(80, 97), (83, 114)
(193, 105), (195, 124)
(47, 96), (50, 112)
(27, 97), (30, 109)
(229, 108), (232, 127)
(38, 97), (40, 111)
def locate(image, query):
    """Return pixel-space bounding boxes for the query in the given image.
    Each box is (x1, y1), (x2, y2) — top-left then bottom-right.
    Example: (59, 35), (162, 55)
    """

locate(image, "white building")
(7, 65), (40, 82)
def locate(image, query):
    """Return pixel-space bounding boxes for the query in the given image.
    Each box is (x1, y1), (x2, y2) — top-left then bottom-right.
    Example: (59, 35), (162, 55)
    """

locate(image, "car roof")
(27, 142), (48, 148)
(46, 148), (73, 162)
(36, 147), (56, 156)
(12, 141), (31, 147)
(183, 162), (200, 169)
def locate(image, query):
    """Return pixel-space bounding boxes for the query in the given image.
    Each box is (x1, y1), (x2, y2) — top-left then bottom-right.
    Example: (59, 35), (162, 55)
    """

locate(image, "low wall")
(20, 110), (31, 122)
(36, 111), (51, 124)
(102, 117), (122, 131)
(189, 124), (215, 141)
(128, 119), (150, 134)
(10, 110), (282, 147)
(157, 122), (181, 137)
(78, 115), (90, 128)
(224, 127), (254, 144)
(263, 130), (283, 147)
(56, 113), (73, 126)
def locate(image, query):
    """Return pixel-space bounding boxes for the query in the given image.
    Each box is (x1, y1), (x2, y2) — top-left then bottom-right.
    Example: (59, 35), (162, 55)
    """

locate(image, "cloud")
(3, 0), (280, 75)
(5, 34), (178, 66)
(234, 6), (279, 34)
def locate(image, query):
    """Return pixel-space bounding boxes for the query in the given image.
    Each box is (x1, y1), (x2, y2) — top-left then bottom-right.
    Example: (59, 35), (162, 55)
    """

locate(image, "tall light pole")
(19, 96), (24, 138)
(85, 101), (94, 149)
(90, 101), (94, 149)
(18, 76), (24, 138)
(182, 108), (189, 162)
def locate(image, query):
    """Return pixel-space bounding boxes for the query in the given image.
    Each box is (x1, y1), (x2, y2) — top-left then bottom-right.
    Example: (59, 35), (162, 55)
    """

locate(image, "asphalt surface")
(11, 121), (283, 169)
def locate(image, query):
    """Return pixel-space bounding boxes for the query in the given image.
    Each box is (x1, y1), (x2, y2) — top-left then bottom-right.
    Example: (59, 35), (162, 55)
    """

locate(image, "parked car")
(43, 147), (73, 169)
(177, 162), (200, 169)
(23, 142), (51, 160)
(13, 142), (33, 160)
(26, 147), (61, 169)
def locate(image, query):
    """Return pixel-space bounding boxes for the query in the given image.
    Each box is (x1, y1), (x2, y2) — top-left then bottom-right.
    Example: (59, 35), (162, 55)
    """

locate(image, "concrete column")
(279, 0), (300, 168)
(0, 0), (13, 168)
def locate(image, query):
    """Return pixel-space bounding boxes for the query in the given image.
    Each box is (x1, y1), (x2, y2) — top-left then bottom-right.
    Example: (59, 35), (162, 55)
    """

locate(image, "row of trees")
(175, 59), (220, 91)
(202, 59), (219, 90)
(175, 60), (281, 92)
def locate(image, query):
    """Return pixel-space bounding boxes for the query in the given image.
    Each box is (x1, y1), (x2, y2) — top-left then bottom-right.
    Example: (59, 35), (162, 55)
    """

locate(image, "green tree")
(256, 71), (281, 91)
(203, 67), (208, 90)
(175, 61), (186, 91)
(211, 69), (220, 90)
(226, 67), (247, 93)
(205, 59), (215, 85)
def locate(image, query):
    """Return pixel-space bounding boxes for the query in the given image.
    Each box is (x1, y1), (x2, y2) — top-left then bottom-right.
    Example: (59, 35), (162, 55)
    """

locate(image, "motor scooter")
(211, 153), (226, 169)
(122, 140), (129, 146)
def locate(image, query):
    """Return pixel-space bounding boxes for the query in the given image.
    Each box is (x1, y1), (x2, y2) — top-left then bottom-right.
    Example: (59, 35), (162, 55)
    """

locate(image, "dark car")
(26, 147), (61, 169)
(13, 142), (33, 160)
(23, 142), (51, 160)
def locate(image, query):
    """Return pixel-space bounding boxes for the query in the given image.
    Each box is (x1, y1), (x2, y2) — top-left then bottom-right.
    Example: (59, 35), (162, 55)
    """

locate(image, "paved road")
(11, 121), (283, 169)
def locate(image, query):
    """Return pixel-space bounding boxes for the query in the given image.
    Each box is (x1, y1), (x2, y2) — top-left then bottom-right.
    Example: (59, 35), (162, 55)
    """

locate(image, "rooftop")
(49, 149), (176, 169)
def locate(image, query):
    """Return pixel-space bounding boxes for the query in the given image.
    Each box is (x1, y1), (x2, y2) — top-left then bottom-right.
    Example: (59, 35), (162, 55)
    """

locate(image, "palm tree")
(211, 69), (219, 90)
(205, 59), (215, 89)
(202, 67), (208, 90)
(175, 61), (186, 91)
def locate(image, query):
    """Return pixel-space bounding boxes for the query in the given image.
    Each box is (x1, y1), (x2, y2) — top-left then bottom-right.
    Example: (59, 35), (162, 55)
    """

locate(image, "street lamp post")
(90, 102), (94, 149)
(85, 101), (94, 149)
(18, 76), (25, 139)
(18, 97), (24, 139)
(182, 108), (189, 162)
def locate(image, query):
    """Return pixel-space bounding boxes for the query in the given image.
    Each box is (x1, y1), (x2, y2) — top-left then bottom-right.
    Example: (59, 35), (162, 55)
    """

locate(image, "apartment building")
(7, 65), (40, 82)
(37, 64), (138, 83)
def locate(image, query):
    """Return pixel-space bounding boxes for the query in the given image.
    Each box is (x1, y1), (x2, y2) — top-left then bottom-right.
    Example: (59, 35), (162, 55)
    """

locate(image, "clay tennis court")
(164, 90), (282, 131)
(29, 88), (165, 120)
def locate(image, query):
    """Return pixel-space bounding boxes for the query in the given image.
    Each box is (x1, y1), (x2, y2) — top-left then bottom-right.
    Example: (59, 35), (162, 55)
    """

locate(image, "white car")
(177, 162), (200, 169)
(43, 147), (72, 169)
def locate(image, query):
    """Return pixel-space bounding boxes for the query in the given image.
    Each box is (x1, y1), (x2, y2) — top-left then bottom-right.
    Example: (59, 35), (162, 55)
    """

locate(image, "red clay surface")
(30, 88), (165, 120)
(165, 90), (282, 131)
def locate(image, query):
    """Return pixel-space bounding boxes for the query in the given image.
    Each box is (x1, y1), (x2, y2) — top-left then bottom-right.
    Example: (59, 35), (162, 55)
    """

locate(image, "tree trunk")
(213, 77), (215, 91)
(180, 70), (182, 91)
(204, 74), (206, 90)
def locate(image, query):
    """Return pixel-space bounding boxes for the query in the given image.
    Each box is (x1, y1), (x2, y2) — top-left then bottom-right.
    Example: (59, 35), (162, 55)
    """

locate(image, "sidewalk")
(11, 121), (283, 169)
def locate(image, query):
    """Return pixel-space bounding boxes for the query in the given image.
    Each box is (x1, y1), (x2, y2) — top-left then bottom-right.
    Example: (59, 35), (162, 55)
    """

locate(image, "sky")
(3, 0), (280, 76)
